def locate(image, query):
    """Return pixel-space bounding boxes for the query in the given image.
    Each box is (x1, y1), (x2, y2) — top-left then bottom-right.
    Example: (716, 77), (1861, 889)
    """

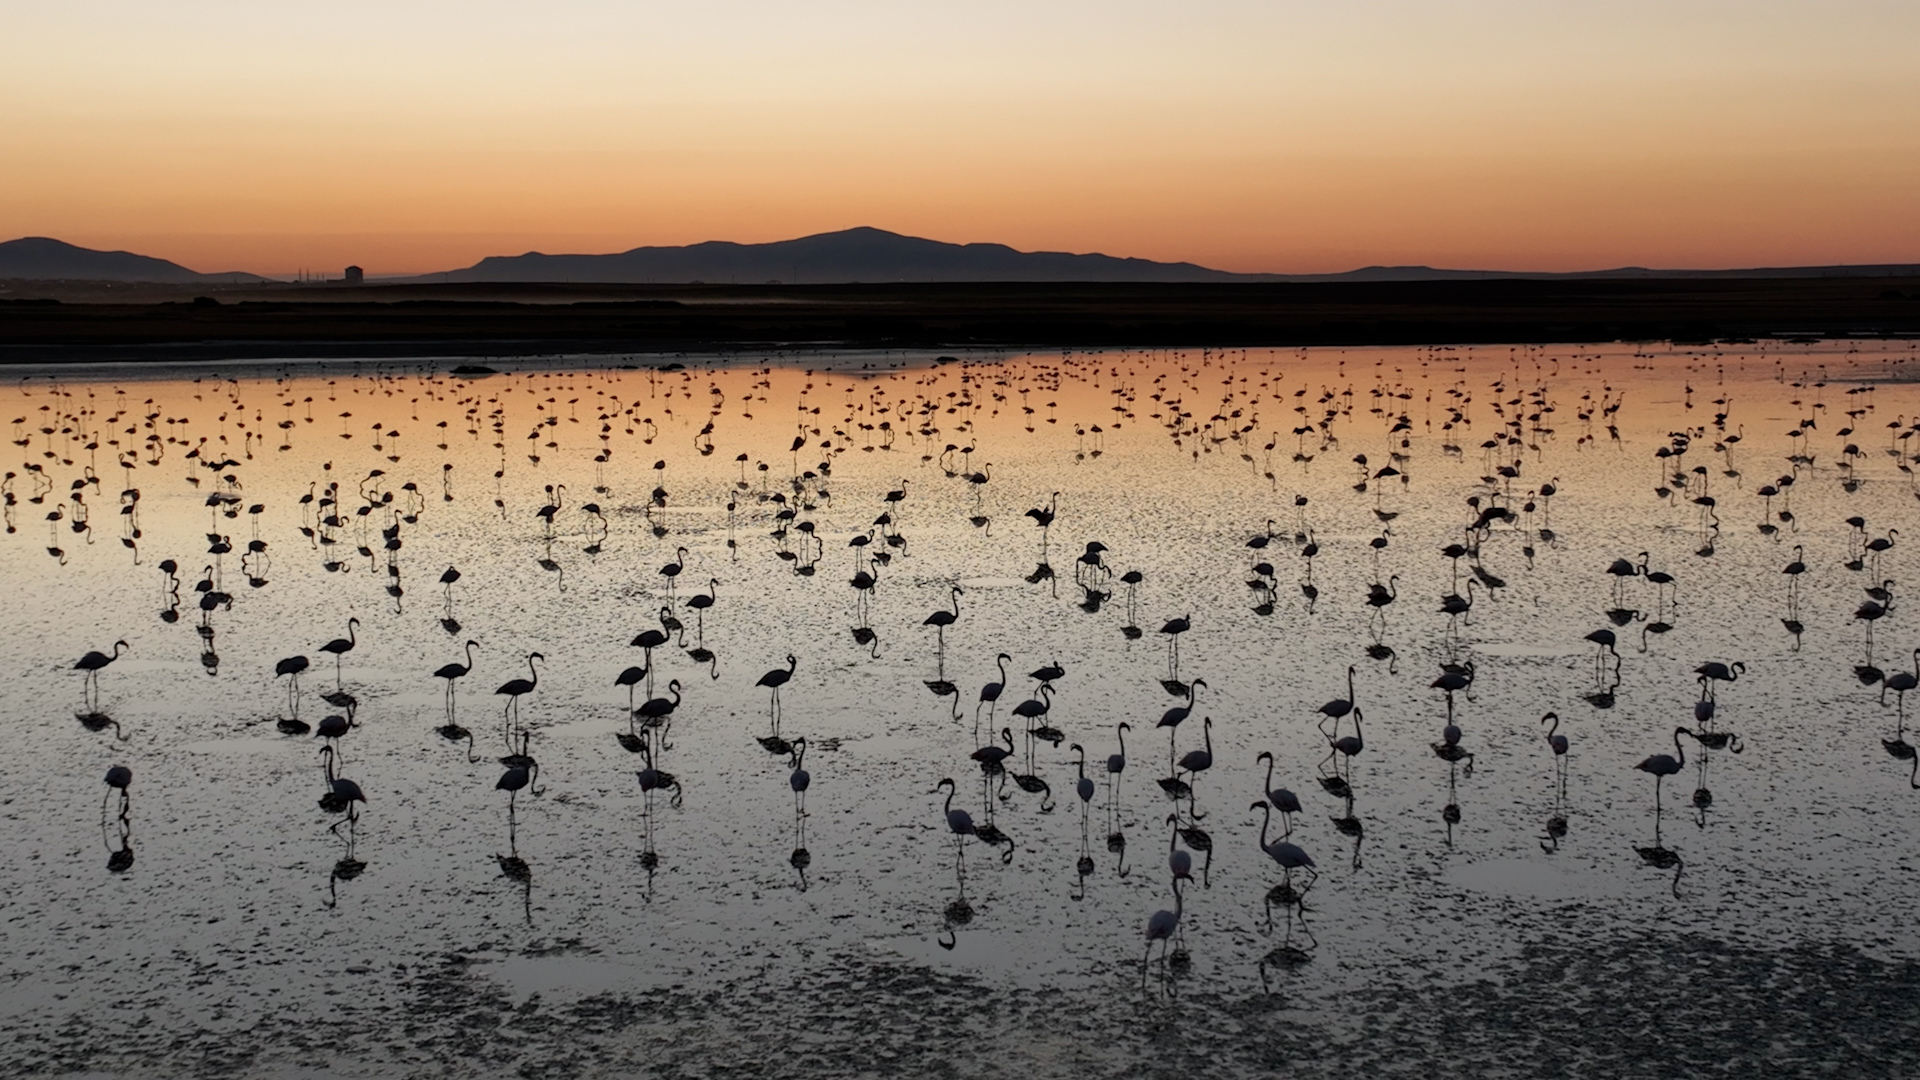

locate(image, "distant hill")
(434, 228), (1920, 285)
(0, 237), (263, 283)
(442, 226), (1255, 284)
(6, 229), (1913, 288)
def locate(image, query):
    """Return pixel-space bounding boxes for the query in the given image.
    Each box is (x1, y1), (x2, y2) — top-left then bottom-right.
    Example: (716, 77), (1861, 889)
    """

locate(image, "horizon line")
(5, 228), (1920, 283)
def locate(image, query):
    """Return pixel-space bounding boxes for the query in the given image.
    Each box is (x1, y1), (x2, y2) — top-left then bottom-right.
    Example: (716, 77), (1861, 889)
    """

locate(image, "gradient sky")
(4, 1), (1917, 276)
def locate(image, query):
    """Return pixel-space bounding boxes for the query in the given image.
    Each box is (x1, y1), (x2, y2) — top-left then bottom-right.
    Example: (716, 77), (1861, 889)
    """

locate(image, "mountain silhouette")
(0, 237), (262, 283)
(442, 226), (1256, 284)
(6, 229), (1915, 287)
(435, 228), (1920, 285)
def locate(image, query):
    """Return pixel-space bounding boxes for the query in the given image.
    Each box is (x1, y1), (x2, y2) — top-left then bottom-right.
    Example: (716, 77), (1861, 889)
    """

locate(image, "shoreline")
(0, 277), (1914, 366)
(0, 346), (982, 381)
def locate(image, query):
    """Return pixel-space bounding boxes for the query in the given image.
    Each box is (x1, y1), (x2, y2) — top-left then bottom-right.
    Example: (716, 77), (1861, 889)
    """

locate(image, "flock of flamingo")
(14, 340), (1920, 981)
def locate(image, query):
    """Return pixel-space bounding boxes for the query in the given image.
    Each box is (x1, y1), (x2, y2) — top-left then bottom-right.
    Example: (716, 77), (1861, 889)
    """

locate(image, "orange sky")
(3, 1), (1917, 277)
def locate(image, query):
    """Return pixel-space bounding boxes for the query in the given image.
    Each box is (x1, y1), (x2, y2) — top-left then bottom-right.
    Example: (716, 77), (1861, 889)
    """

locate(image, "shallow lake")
(4, 340), (1919, 1077)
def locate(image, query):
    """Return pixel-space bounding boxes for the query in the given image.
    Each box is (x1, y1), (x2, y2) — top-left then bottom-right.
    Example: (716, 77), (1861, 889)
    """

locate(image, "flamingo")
(1439, 579), (1478, 619)
(789, 737), (811, 816)
(850, 558), (880, 617)
(74, 639), (129, 710)
(631, 623), (670, 666)
(318, 617), (360, 686)
(1175, 716), (1213, 781)
(317, 745), (367, 829)
(434, 640), (479, 718)
(497, 756), (539, 811)
(1782, 546), (1806, 580)
(1165, 813), (1193, 881)
(1585, 628), (1621, 676)
(976, 653), (1011, 723)
(971, 728), (1015, 769)
(1316, 665), (1356, 723)
(1025, 492), (1058, 530)
(1606, 551), (1646, 601)
(275, 654), (310, 716)
(1323, 707), (1364, 779)
(1430, 663), (1474, 721)
(1693, 661), (1746, 699)
(1255, 751), (1301, 834)
(1070, 744), (1095, 806)
(757, 653), (797, 727)
(1635, 727), (1695, 813)
(924, 584), (963, 650)
(103, 765), (132, 815)
(1011, 684), (1054, 726)
(932, 777), (976, 880)
(934, 777), (975, 838)
(633, 729), (681, 806)
(1543, 711), (1569, 773)
(684, 577), (718, 635)
(1157, 678), (1206, 764)
(315, 708), (355, 752)
(1142, 876), (1186, 974)
(1251, 801), (1316, 884)
(1645, 566), (1677, 606)
(635, 679), (682, 731)
(614, 663), (649, 717)
(1159, 614), (1192, 670)
(1883, 649), (1920, 714)
(659, 546), (688, 596)
(1029, 660), (1066, 685)
(1107, 722), (1131, 779)
(495, 651), (544, 737)
(534, 484), (565, 530)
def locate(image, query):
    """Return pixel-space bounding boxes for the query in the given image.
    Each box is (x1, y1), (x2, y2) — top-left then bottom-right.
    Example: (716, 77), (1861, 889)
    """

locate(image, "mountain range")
(0, 237), (263, 283)
(440, 226), (1248, 284)
(3, 229), (1916, 285)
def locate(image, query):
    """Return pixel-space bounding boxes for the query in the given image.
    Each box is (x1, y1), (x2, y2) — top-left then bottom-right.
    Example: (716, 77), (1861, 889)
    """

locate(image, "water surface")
(4, 341), (1920, 1077)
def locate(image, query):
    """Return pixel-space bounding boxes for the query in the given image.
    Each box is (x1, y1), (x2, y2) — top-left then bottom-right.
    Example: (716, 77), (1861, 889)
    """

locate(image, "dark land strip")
(2, 276), (1918, 364)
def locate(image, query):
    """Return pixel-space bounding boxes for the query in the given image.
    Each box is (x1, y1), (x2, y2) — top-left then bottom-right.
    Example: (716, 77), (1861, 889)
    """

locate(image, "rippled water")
(4, 341), (1920, 1077)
